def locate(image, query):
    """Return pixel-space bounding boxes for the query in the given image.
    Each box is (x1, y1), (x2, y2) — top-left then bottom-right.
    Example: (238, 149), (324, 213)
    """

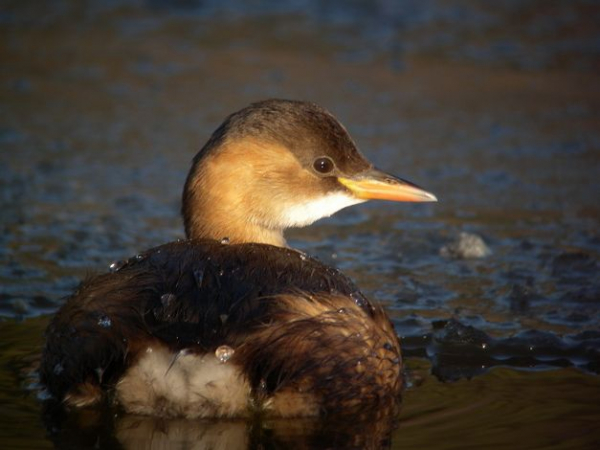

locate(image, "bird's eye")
(313, 157), (334, 174)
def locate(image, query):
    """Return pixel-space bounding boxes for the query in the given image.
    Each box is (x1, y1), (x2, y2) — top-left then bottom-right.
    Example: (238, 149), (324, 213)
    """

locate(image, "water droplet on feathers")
(109, 260), (125, 272)
(97, 315), (112, 328)
(161, 293), (176, 307)
(215, 345), (235, 363)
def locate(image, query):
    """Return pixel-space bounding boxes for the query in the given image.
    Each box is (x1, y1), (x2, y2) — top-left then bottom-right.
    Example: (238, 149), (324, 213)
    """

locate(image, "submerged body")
(42, 241), (401, 417)
(40, 100), (435, 418)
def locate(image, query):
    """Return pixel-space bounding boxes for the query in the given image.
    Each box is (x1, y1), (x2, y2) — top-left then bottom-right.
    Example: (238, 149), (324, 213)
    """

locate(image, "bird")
(40, 99), (436, 420)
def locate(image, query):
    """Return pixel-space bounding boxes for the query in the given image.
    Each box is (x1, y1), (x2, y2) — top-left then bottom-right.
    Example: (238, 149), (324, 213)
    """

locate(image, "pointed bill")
(338, 168), (437, 203)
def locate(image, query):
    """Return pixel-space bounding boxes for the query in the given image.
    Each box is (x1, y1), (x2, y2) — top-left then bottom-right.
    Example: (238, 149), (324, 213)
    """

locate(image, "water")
(1, 0), (600, 448)
(215, 345), (235, 363)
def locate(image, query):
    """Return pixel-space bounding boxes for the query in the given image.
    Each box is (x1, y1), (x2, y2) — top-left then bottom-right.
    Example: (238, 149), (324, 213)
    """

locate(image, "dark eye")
(313, 157), (334, 174)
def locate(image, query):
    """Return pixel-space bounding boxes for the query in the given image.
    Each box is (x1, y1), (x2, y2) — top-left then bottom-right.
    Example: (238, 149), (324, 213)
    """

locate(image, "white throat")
(279, 192), (365, 228)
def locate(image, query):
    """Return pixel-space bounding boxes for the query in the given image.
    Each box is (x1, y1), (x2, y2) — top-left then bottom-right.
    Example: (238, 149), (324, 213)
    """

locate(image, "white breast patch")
(115, 345), (251, 418)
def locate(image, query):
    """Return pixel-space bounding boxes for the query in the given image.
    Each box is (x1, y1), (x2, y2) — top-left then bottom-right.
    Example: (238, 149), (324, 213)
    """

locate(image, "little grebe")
(40, 99), (436, 418)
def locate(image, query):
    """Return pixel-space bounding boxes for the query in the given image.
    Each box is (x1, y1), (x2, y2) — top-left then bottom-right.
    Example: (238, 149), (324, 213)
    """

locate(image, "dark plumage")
(41, 240), (400, 415)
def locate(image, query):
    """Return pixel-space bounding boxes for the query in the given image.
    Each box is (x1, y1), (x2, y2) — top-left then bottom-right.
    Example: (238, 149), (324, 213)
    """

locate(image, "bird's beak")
(338, 168), (437, 203)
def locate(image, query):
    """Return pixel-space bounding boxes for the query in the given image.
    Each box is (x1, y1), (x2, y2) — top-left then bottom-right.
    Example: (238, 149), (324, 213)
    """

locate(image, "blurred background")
(1, 0), (599, 448)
